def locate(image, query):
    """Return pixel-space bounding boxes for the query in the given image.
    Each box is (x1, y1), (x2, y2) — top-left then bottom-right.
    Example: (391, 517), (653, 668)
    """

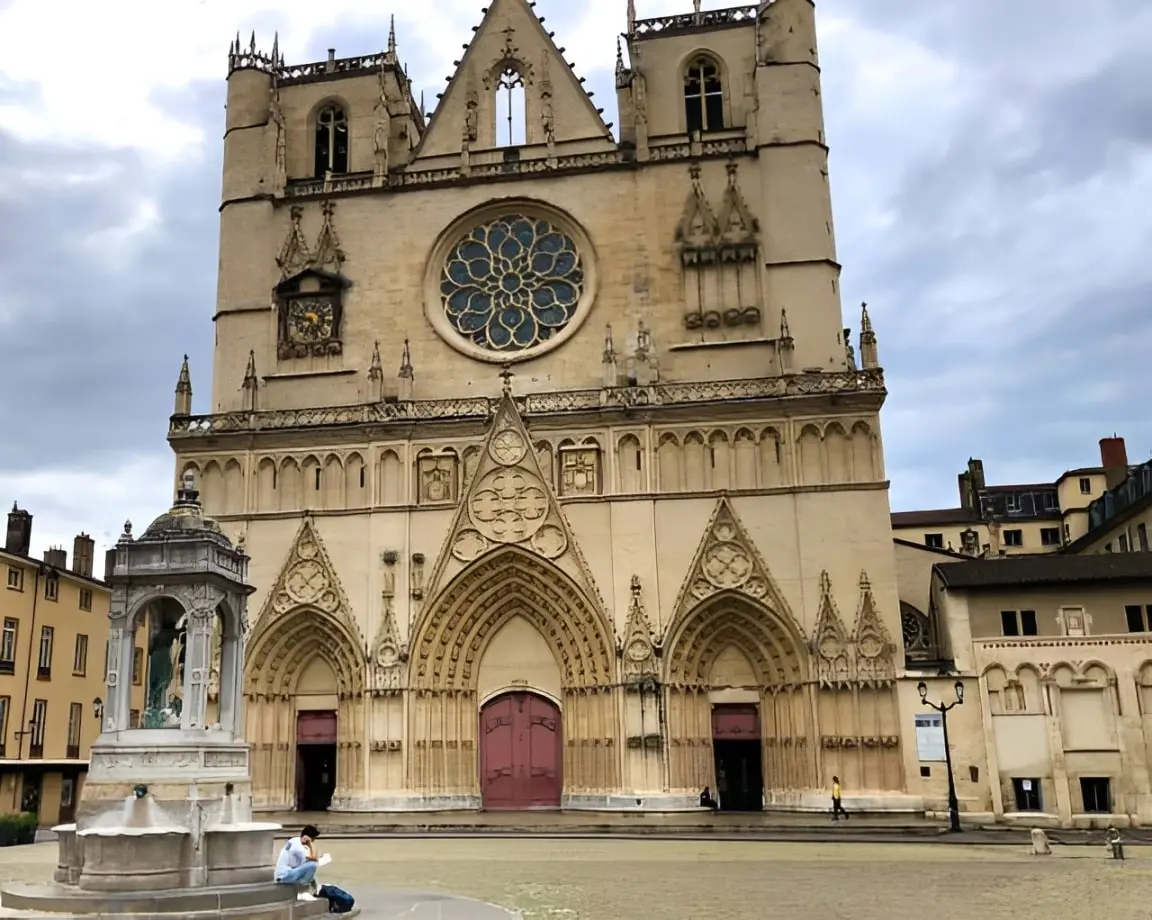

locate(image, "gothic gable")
(412, 0), (612, 161)
(422, 384), (605, 613)
(667, 497), (801, 640)
(853, 571), (896, 684)
(252, 518), (364, 648)
(812, 571), (852, 687)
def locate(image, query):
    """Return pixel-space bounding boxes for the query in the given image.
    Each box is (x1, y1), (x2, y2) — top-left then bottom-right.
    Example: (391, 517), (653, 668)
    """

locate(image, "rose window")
(440, 215), (584, 353)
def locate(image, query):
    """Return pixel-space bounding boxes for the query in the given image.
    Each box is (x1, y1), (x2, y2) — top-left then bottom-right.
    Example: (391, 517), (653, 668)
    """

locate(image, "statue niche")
(142, 599), (188, 728)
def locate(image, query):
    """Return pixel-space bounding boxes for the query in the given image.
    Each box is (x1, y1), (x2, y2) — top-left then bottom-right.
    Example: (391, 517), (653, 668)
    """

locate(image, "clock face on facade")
(439, 214), (585, 354)
(285, 298), (336, 345)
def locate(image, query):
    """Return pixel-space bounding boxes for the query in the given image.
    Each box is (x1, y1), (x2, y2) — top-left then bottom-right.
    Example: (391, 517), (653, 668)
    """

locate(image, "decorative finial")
(616, 37), (624, 76)
(369, 340), (383, 379)
(499, 363), (514, 397)
(398, 339), (413, 379)
(861, 301), (873, 332)
(388, 14), (397, 57)
(630, 573), (641, 596)
(627, 0), (637, 33)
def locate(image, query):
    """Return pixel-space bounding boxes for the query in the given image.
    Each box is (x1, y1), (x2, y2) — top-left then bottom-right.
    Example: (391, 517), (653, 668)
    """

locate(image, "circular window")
(427, 205), (596, 363)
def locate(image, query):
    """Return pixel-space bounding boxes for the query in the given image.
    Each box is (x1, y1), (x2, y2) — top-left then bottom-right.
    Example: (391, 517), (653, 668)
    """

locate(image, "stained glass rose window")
(440, 215), (584, 353)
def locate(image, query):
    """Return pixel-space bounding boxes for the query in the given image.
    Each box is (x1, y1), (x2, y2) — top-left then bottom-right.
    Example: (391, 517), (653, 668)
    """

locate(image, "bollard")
(1030, 827), (1051, 856)
(1106, 826), (1125, 861)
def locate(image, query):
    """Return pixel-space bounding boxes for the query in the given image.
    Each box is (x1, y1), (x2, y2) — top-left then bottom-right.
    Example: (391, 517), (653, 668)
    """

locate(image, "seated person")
(699, 787), (719, 810)
(274, 824), (321, 897)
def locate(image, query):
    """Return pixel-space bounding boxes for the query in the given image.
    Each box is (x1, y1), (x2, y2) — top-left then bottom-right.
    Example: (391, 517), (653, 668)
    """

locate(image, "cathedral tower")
(171, 1), (912, 815)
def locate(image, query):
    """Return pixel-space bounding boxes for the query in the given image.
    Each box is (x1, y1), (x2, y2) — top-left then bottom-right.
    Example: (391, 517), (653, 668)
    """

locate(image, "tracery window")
(683, 56), (724, 134)
(314, 105), (349, 177)
(495, 66), (527, 146)
(440, 215), (584, 353)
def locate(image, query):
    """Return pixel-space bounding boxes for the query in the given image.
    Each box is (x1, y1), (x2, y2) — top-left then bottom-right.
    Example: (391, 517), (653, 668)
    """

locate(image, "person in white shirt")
(274, 825), (320, 892)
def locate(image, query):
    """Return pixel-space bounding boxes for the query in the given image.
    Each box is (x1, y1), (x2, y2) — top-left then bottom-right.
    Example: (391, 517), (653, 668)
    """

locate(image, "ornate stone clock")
(274, 269), (347, 360)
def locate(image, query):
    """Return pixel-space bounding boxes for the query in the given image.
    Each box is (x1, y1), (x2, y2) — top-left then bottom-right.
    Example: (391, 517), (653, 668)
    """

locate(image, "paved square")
(2, 838), (1150, 919)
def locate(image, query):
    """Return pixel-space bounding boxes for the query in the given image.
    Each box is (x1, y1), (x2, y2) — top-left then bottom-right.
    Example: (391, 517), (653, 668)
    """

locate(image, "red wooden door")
(479, 692), (562, 810)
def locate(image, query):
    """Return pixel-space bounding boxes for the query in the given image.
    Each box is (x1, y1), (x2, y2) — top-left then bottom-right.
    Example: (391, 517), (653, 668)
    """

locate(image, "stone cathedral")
(168, 0), (920, 813)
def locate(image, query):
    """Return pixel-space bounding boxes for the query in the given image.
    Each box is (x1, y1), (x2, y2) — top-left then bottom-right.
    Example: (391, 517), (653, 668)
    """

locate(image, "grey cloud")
(2, 0), (1151, 541)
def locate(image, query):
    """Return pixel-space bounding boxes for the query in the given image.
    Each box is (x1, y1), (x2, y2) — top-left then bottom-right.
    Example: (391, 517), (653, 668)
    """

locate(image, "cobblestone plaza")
(3, 837), (1151, 919)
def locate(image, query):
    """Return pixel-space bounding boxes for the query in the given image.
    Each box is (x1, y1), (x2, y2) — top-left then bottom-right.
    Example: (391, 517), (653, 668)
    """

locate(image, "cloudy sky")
(1, 0), (1150, 562)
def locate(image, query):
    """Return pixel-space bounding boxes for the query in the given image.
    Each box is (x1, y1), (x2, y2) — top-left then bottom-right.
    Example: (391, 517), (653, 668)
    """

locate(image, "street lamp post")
(918, 679), (965, 833)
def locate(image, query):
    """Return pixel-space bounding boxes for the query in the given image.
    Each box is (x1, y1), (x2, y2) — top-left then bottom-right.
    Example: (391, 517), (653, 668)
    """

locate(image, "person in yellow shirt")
(831, 776), (848, 821)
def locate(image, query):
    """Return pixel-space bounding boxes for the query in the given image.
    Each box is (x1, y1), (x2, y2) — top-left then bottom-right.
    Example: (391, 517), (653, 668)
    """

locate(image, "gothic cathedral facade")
(170, 0), (920, 812)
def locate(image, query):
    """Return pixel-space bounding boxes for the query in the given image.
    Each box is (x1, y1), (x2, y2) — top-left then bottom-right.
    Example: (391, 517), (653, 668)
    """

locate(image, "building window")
(132, 647), (144, 685)
(0, 618), (17, 674)
(44, 575), (59, 601)
(1079, 477), (1092, 494)
(1119, 534), (1130, 553)
(79, 588), (93, 611)
(1040, 527), (1061, 547)
(1012, 777), (1042, 811)
(914, 713), (946, 762)
(38, 625), (54, 678)
(73, 634), (88, 676)
(683, 56), (724, 134)
(314, 105), (349, 177)
(1001, 610), (1038, 637)
(1003, 529), (1023, 547)
(67, 702), (82, 759)
(1125, 605), (1152, 633)
(923, 533), (944, 549)
(1080, 777), (1111, 814)
(5, 567), (23, 591)
(1139, 523), (1150, 552)
(30, 699), (47, 758)
(0, 696), (8, 757)
(1005, 494), (1021, 513)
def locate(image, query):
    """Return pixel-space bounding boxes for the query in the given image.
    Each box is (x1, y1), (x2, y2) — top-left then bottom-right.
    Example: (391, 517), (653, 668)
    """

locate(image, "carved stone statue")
(373, 74), (391, 179)
(464, 94), (479, 145)
(269, 85), (287, 191)
(143, 614), (186, 728)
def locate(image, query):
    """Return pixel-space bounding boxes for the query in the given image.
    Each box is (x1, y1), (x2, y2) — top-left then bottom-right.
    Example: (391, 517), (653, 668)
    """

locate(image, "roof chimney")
(73, 533), (95, 579)
(5, 503), (32, 556)
(1100, 436), (1128, 491)
(44, 546), (68, 569)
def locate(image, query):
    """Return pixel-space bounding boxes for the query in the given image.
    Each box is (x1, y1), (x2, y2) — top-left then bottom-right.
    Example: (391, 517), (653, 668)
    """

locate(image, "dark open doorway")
(712, 703), (764, 812)
(296, 711), (337, 812)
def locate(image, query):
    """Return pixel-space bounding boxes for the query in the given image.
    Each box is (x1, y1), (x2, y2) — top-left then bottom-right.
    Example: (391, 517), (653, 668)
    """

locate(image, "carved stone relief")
(559, 446), (600, 496)
(372, 598), (406, 691)
(812, 572), (852, 685)
(620, 575), (658, 682)
(417, 453), (460, 505)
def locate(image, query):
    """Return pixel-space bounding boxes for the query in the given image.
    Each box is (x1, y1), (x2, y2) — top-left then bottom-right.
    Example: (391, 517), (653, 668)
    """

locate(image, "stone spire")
(398, 338), (414, 401)
(778, 310), (795, 374)
(602, 325), (618, 388)
(174, 354), (192, 417)
(387, 15), (397, 61)
(627, 0), (637, 33)
(241, 350), (259, 411)
(368, 340), (384, 402)
(859, 302), (879, 369)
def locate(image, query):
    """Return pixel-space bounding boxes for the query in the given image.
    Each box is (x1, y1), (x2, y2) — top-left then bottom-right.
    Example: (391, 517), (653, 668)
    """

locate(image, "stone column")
(107, 617), (134, 732)
(181, 608), (216, 731)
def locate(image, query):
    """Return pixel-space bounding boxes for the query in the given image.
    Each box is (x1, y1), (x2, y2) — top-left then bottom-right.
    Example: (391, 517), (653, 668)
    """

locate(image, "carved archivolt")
(665, 593), (806, 689)
(666, 497), (801, 641)
(251, 517), (364, 649)
(410, 545), (615, 691)
(245, 604), (365, 698)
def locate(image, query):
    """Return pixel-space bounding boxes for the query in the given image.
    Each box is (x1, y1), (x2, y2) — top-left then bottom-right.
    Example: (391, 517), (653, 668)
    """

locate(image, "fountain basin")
(205, 824), (286, 888)
(77, 828), (190, 892)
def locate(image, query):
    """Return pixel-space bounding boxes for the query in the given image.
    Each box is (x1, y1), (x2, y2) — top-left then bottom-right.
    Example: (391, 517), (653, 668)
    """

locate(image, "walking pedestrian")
(831, 776), (849, 821)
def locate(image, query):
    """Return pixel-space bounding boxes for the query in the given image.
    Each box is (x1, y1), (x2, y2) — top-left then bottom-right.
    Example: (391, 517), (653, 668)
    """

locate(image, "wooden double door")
(479, 692), (562, 810)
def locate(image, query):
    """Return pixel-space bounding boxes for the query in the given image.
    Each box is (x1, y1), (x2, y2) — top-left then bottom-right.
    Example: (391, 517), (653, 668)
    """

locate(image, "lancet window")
(314, 105), (349, 177)
(495, 66), (527, 147)
(683, 56), (724, 134)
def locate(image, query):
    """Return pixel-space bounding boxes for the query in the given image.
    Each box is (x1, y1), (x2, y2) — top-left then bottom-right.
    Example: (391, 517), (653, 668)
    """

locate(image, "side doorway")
(712, 703), (764, 812)
(295, 711), (337, 812)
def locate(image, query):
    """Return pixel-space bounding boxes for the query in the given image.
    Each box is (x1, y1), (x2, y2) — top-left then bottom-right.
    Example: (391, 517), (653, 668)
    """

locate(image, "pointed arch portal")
(244, 607), (366, 811)
(407, 546), (619, 803)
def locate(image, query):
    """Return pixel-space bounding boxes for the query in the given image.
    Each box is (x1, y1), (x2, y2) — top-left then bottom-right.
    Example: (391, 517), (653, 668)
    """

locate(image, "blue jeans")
(277, 862), (317, 885)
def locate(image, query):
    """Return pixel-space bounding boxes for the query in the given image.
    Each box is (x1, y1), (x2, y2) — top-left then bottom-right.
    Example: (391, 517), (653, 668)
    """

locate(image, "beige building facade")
(0, 507), (147, 826)
(166, 0), (940, 814)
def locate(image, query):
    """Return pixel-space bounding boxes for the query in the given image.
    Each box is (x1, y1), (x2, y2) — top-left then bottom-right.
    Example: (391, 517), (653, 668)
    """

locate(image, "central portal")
(479, 691), (562, 810)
